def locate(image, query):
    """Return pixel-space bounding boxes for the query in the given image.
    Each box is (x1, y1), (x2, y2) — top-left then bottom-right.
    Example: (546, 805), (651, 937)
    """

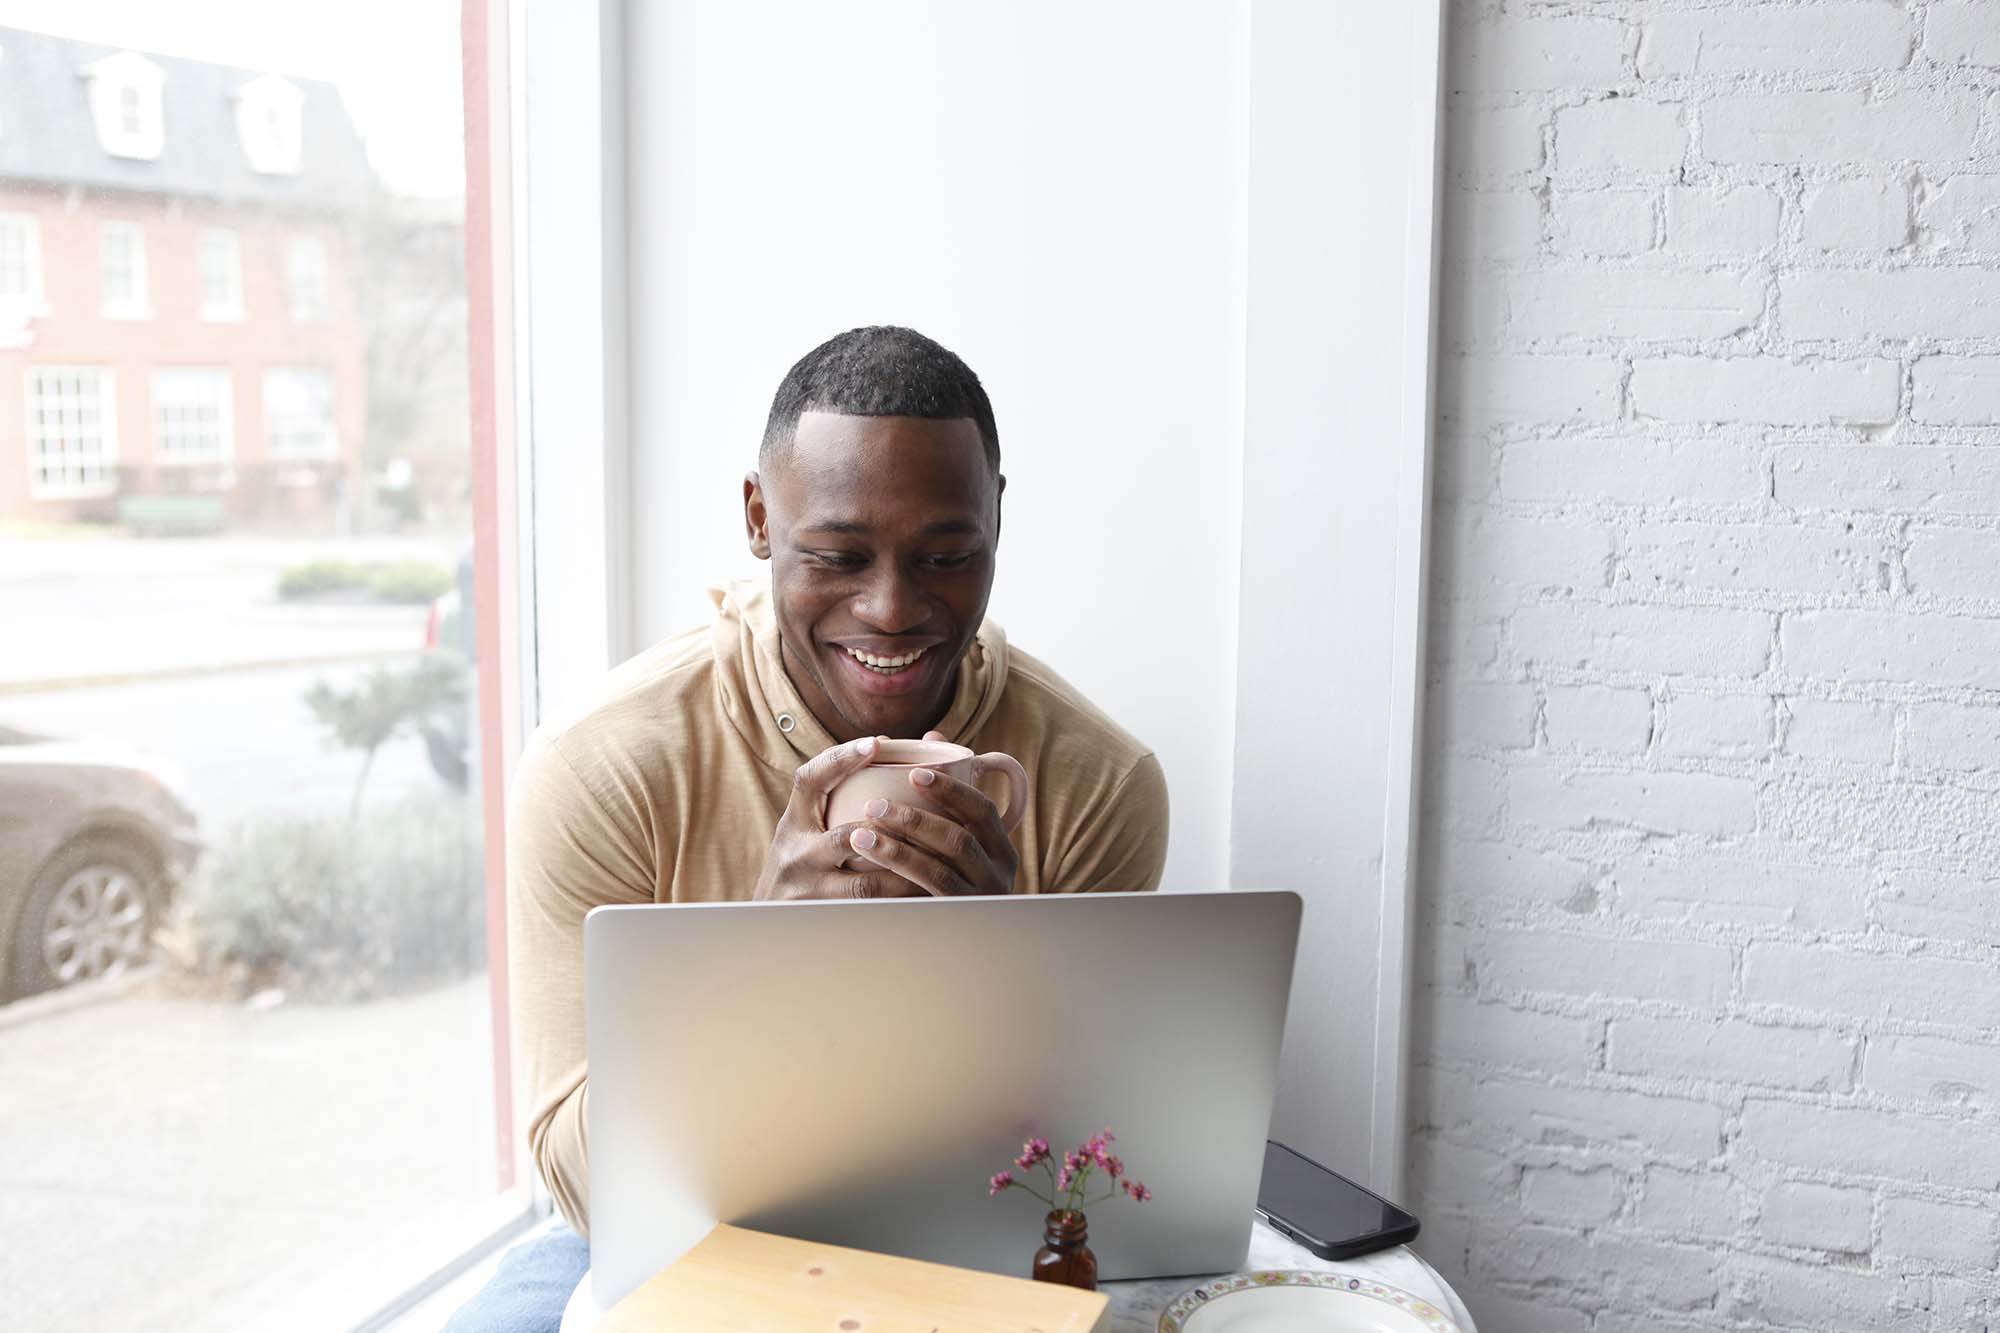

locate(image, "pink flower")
(1015, 1137), (1051, 1169)
(1056, 1164), (1076, 1192)
(1063, 1149), (1084, 1173)
(989, 1170), (1014, 1196)
(1104, 1155), (1125, 1180)
(1123, 1180), (1152, 1202)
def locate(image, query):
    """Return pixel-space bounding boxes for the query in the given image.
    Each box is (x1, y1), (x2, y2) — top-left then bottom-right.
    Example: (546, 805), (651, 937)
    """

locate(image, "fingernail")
(857, 737), (876, 756)
(851, 828), (877, 851)
(865, 797), (889, 818)
(911, 768), (937, 787)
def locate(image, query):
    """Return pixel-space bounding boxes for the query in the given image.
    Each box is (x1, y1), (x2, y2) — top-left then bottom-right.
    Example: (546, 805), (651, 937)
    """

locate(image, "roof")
(0, 26), (378, 210)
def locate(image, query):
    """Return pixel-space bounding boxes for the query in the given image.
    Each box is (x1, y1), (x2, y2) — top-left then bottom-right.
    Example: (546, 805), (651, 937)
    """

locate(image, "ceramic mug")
(824, 738), (1030, 834)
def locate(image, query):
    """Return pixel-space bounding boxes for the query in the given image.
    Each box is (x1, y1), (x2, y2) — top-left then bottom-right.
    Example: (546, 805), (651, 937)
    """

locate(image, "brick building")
(0, 28), (376, 529)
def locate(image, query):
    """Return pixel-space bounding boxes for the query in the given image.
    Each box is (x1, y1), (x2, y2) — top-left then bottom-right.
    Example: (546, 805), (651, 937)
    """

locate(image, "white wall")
(624, 0), (1251, 895)
(1414, 2), (2000, 1326)
(615, 0), (1444, 1194)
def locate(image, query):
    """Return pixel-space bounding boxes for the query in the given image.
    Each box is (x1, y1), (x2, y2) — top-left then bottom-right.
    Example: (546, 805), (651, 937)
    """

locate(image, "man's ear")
(744, 472), (772, 560)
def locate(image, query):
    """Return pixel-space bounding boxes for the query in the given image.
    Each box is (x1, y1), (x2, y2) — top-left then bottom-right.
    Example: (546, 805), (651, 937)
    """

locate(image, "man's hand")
(754, 737), (929, 901)
(846, 730), (1020, 897)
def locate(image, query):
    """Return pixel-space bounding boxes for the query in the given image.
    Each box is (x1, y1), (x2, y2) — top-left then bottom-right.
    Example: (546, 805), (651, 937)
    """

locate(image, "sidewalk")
(0, 974), (504, 1333)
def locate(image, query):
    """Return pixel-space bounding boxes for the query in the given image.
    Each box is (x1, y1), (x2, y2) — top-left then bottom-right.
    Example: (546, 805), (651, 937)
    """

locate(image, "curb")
(0, 649), (422, 698)
(0, 963), (158, 1030)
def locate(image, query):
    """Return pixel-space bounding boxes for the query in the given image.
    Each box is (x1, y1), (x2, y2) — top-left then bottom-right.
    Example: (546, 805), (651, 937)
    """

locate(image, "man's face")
(745, 411), (1003, 741)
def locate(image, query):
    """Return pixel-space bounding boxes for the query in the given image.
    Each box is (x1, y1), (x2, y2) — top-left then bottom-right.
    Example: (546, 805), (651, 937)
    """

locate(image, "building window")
(0, 213), (44, 309)
(198, 229), (243, 321)
(84, 52), (166, 161)
(152, 368), (233, 465)
(288, 236), (329, 323)
(102, 222), (149, 318)
(264, 367), (335, 458)
(26, 367), (118, 497)
(235, 74), (305, 176)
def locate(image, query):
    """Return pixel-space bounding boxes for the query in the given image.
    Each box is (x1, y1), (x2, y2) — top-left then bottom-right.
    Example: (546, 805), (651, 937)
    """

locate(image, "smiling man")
(451, 327), (1169, 1332)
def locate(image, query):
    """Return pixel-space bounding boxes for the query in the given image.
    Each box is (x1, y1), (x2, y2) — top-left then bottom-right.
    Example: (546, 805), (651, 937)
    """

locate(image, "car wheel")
(8, 836), (162, 1000)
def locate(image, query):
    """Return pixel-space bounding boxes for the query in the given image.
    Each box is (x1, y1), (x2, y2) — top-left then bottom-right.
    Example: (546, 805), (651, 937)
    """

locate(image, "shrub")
(276, 559), (367, 600)
(178, 796), (484, 1001)
(274, 559), (452, 604)
(369, 562), (453, 604)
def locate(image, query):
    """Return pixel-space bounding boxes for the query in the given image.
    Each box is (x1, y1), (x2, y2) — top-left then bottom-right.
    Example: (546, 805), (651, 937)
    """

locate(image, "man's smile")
(825, 637), (950, 698)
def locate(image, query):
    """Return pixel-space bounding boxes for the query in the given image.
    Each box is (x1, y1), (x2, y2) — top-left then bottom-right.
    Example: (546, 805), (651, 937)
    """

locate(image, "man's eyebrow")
(797, 519), (983, 537)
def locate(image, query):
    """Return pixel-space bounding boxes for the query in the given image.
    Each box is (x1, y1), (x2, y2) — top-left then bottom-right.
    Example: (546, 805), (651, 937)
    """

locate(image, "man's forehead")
(788, 409), (985, 456)
(772, 412), (993, 529)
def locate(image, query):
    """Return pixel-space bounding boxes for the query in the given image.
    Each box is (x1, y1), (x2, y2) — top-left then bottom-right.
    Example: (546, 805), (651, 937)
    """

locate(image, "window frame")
(101, 220), (151, 320)
(25, 365), (119, 499)
(261, 365), (337, 459)
(0, 211), (46, 312)
(151, 366), (234, 467)
(84, 52), (166, 161)
(197, 228), (245, 322)
(286, 234), (330, 324)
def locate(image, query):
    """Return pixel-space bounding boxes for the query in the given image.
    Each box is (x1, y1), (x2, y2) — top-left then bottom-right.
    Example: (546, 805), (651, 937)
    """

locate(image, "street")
(0, 660), (446, 833)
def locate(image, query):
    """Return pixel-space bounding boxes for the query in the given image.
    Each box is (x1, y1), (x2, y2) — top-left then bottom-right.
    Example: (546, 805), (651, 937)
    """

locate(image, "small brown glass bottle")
(1031, 1209), (1098, 1291)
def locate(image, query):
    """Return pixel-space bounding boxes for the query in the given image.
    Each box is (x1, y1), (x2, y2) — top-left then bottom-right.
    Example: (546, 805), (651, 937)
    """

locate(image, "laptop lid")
(584, 890), (1301, 1306)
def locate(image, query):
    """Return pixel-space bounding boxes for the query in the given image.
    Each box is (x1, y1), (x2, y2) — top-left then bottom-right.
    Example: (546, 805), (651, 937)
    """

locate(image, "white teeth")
(845, 645), (927, 672)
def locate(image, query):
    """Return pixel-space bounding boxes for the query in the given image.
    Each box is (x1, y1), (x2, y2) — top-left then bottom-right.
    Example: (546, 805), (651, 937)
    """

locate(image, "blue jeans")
(442, 1225), (590, 1333)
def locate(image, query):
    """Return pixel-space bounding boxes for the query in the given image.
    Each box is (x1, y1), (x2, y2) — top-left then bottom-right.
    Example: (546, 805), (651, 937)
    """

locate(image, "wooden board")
(598, 1223), (1109, 1332)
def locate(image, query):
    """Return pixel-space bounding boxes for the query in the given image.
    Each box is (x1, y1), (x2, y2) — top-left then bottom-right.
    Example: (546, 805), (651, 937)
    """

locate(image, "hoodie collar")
(707, 579), (1010, 771)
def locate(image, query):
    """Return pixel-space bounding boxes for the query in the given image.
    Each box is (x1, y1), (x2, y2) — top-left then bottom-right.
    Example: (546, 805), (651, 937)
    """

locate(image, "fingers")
(922, 730), (949, 743)
(823, 869), (926, 900)
(857, 798), (981, 867)
(902, 767), (1010, 857)
(789, 735), (882, 819)
(822, 821), (872, 872)
(848, 823), (978, 897)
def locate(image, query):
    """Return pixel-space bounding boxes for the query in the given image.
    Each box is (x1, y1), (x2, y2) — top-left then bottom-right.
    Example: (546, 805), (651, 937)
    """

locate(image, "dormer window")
(83, 51), (165, 161)
(234, 74), (304, 176)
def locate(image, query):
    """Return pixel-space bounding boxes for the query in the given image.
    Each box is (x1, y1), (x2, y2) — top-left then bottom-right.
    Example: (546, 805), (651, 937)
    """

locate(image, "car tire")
(6, 835), (163, 1002)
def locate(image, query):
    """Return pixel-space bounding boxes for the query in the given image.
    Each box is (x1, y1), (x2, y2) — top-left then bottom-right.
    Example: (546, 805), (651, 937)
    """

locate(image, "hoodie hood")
(706, 579), (1010, 771)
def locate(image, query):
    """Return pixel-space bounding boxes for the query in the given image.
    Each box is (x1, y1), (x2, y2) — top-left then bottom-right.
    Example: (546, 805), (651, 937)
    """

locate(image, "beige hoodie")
(506, 580), (1169, 1235)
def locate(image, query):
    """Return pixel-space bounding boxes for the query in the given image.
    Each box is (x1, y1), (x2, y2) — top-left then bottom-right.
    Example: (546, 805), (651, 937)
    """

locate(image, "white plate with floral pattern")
(1158, 1270), (1463, 1333)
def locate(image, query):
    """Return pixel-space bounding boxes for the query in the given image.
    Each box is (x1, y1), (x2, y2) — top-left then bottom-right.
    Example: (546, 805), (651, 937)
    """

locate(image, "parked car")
(0, 726), (201, 1002)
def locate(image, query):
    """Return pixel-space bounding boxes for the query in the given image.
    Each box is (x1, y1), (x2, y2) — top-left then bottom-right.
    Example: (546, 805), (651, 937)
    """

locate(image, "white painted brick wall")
(1413, 2), (2000, 1325)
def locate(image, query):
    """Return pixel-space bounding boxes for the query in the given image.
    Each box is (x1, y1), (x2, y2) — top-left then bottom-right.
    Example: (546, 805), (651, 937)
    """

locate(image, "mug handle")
(971, 752), (1031, 834)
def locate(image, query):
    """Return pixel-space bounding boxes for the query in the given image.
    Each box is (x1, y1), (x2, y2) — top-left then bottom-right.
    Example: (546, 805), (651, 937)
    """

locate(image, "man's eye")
(921, 552), (977, 571)
(808, 551), (865, 570)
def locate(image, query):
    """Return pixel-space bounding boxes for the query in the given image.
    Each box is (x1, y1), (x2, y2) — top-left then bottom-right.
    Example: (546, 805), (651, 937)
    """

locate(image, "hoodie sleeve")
(506, 728), (659, 1238)
(1049, 751), (1170, 894)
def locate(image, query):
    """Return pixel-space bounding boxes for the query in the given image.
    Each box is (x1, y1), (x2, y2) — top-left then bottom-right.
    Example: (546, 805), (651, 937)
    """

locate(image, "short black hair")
(760, 326), (1000, 472)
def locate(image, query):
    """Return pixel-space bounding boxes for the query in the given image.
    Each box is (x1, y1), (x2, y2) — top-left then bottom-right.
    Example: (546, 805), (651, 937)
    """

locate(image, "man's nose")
(853, 568), (926, 633)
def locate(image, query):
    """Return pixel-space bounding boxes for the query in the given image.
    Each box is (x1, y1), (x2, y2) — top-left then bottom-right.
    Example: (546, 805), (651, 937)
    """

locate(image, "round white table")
(1099, 1218), (1475, 1330)
(562, 1217), (1476, 1330)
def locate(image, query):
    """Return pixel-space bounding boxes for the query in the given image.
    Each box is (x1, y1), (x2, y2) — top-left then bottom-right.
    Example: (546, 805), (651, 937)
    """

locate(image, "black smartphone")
(1255, 1140), (1421, 1261)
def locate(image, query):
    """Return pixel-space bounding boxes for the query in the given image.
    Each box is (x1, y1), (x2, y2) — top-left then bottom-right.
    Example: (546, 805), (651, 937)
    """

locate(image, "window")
(263, 367), (335, 457)
(83, 52), (165, 160)
(102, 222), (149, 318)
(0, 213), (44, 309)
(234, 74), (304, 176)
(287, 236), (329, 323)
(3, 12), (520, 1330)
(198, 229), (243, 320)
(152, 368), (233, 465)
(26, 367), (117, 497)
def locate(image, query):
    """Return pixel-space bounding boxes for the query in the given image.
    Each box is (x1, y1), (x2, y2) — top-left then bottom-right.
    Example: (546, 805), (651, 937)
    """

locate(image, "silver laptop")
(583, 890), (1301, 1308)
